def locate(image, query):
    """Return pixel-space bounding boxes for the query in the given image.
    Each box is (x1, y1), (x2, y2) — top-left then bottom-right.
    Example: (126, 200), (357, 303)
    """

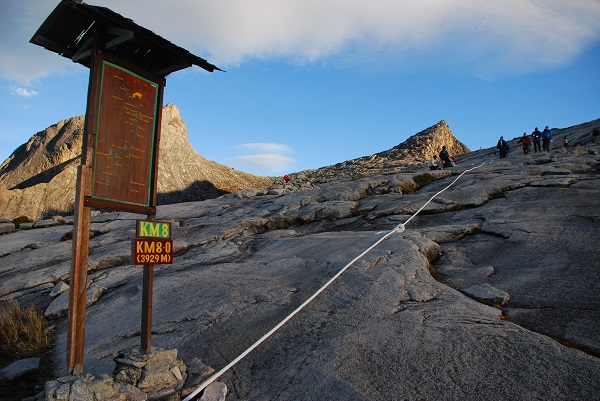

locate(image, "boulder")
(200, 382), (227, 401)
(44, 284), (106, 319)
(49, 282), (70, 297)
(0, 357), (40, 380)
(463, 283), (510, 306)
(0, 220), (15, 234)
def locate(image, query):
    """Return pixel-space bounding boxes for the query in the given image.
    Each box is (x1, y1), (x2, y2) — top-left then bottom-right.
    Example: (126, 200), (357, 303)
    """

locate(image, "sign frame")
(83, 52), (166, 216)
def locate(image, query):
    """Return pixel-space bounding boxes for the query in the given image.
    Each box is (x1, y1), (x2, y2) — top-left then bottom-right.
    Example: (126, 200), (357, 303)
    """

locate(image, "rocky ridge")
(261, 120), (470, 196)
(297, 120), (469, 183)
(1, 118), (599, 400)
(0, 104), (273, 220)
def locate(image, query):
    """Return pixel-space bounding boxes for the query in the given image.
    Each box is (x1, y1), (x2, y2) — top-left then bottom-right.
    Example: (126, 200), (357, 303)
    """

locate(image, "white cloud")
(228, 142), (296, 175)
(236, 143), (291, 153)
(10, 87), (39, 98)
(228, 154), (296, 175)
(1, 0), (600, 81)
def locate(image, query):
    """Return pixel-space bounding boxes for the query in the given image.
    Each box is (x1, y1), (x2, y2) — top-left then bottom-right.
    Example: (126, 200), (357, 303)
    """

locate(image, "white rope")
(401, 161), (490, 228)
(183, 161), (489, 400)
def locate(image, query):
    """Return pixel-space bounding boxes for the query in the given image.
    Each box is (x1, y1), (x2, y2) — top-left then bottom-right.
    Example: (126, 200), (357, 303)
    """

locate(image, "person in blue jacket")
(541, 126), (552, 152)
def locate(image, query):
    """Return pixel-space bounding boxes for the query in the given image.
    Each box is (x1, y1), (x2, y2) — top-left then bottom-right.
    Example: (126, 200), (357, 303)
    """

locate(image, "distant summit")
(0, 115), (85, 192)
(300, 120), (469, 182)
(387, 120), (469, 161)
(0, 104), (273, 220)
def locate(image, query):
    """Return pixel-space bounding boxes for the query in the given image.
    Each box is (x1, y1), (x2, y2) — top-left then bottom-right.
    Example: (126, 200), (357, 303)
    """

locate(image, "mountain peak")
(298, 120), (469, 182)
(0, 105), (272, 220)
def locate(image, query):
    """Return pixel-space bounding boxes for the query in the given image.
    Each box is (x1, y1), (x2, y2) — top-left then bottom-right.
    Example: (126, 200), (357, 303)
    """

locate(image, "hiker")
(532, 127), (542, 152)
(428, 155), (441, 170)
(497, 136), (509, 159)
(283, 174), (290, 182)
(563, 137), (568, 151)
(518, 132), (531, 155)
(542, 126), (552, 152)
(593, 127), (599, 144)
(439, 146), (454, 168)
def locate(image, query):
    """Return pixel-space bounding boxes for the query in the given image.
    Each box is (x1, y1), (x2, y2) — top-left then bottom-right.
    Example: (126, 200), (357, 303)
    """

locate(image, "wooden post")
(141, 216), (155, 353)
(66, 27), (103, 375)
(67, 165), (91, 375)
(141, 264), (154, 353)
(140, 81), (164, 354)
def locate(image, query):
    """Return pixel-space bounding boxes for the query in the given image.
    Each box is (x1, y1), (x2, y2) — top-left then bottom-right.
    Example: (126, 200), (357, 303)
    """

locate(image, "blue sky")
(1, 1), (599, 176)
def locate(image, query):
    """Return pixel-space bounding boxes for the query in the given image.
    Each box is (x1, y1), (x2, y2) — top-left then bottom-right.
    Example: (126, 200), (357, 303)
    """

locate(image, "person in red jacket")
(518, 132), (531, 155)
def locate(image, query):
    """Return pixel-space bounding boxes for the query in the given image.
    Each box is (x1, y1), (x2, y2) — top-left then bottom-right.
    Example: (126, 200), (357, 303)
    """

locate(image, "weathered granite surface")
(1, 120), (599, 400)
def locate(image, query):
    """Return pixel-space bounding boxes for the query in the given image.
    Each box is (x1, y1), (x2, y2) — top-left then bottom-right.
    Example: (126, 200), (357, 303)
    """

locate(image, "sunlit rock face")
(0, 104), (272, 220)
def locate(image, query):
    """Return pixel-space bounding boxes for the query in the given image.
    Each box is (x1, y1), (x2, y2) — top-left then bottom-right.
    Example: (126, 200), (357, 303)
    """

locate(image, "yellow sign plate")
(132, 238), (173, 265)
(136, 220), (171, 238)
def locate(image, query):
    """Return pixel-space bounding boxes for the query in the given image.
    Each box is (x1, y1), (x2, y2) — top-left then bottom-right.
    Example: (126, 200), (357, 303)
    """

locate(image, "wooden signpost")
(30, 0), (220, 375)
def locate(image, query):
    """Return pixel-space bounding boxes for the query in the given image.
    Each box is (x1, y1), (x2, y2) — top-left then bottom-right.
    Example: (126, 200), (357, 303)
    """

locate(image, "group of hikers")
(424, 125), (600, 172)
(428, 125), (562, 170)
(288, 125), (599, 181)
(497, 126), (554, 158)
(428, 145), (456, 170)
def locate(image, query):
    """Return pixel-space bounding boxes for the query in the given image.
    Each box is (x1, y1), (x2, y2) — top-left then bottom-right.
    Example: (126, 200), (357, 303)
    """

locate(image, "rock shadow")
(10, 158), (79, 190)
(157, 180), (229, 205)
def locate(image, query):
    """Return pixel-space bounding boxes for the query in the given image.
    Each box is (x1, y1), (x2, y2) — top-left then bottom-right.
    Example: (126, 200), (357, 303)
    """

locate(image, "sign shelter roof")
(30, 0), (221, 77)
